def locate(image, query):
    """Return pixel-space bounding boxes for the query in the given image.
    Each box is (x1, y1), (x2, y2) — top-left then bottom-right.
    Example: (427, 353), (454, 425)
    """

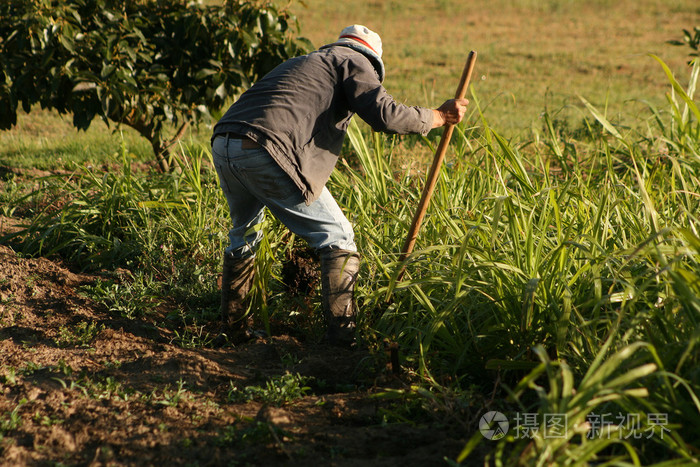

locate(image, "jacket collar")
(320, 43), (385, 82)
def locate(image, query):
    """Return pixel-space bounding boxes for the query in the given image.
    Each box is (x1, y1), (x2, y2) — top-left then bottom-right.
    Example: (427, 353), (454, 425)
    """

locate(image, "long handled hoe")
(397, 51), (477, 281)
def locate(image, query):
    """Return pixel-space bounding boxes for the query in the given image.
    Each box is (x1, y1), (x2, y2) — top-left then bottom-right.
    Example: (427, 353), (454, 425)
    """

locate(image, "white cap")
(334, 25), (383, 58)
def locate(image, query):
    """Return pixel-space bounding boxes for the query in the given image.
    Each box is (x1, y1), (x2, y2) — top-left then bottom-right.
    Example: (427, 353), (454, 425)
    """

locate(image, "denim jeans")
(211, 135), (356, 258)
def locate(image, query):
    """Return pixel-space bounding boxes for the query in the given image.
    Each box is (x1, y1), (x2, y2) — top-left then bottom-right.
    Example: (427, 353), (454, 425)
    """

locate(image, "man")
(211, 25), (468, 347)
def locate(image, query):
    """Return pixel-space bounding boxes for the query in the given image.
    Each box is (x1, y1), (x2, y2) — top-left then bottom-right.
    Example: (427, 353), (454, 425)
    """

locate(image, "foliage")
(5, 142), (228, 272)
(171, 325), (214, 349)
(80, 275), (163, 320)
(458, 343), (692, 465)
(151, 379), (191, 407)
(333, 57), (700, 463)
(668, 26), (700, 63)
(0, 0), (312, 171)
(217, 417), (289, 450)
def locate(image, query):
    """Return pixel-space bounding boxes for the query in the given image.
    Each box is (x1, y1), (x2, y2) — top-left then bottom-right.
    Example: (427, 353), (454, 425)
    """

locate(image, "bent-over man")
(211, 25), (468, 347)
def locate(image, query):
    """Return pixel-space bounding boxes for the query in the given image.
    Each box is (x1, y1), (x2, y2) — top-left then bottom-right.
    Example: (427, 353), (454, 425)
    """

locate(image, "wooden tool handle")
(397, 51), (477, 279)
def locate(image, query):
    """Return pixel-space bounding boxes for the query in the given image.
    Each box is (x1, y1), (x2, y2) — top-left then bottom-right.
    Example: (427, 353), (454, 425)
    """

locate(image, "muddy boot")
(320, 248), (360, 348)
(216, 254), (256, 346)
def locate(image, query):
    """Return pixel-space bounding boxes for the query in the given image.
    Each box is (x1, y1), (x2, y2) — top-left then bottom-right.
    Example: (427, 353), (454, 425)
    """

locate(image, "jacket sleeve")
(341, 57), (434, 136)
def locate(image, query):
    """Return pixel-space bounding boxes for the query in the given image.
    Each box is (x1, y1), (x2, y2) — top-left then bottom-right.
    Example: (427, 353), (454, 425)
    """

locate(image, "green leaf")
(194, 68), (217, 80)
(650, 54), (700, 122)
(101, 64), (116, 79)
(59, 35), (76, 54)
(578, 95), (623, 139)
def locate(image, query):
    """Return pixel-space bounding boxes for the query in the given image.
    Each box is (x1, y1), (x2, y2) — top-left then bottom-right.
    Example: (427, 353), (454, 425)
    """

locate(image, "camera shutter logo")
(480, 411), (509, 440)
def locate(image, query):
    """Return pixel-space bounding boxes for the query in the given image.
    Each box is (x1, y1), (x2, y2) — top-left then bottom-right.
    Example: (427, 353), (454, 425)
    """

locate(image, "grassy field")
(1, 0), (700, 465)
(294, 0), (698, 134)
(1, 0), (697, 169)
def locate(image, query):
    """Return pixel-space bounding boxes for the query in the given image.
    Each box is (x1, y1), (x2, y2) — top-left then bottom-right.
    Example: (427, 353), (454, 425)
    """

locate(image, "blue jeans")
(211, 135), (356, 258)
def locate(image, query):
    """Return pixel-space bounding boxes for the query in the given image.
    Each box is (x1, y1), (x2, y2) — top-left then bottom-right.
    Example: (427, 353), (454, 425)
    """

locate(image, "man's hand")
(432, 98), (469, 128)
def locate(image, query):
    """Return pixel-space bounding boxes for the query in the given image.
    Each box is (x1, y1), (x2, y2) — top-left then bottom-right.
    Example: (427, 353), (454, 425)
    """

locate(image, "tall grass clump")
(2, 138), (300, 329)
(3, 141), (233, 314)
(330, 58), (700, 463)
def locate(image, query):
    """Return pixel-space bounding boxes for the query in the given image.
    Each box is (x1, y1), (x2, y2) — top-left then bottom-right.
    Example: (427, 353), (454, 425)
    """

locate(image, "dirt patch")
(0, 243), (469, 466)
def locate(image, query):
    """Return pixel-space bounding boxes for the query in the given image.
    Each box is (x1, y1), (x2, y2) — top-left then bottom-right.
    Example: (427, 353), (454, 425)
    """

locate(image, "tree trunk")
(152, 137), (172, 173)
(122, 112), (189, 173)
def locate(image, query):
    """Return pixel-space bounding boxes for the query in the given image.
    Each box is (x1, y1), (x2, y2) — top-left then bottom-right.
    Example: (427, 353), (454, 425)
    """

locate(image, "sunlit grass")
(2, 0), (695, 172)
(292, 0), (697, 135)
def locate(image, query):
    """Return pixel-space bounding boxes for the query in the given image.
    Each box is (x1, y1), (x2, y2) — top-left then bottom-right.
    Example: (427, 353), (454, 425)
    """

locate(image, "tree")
(0, 0), (313, 171)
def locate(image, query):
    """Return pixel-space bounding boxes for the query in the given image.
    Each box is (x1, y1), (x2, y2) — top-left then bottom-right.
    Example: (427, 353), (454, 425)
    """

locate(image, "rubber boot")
(320, 248), (360, 348)
(218, 254), (256, 344)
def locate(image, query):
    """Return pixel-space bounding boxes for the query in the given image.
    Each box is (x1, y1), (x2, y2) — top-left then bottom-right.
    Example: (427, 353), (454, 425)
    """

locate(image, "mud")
(281, 247), (320, 298)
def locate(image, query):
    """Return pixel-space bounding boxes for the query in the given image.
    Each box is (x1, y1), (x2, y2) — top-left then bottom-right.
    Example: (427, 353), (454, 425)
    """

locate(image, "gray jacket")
(212, 45), (434, 204)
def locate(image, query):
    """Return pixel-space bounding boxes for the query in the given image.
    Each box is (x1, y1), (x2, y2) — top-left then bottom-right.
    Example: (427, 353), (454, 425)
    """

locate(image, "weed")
(458, 343), (669, 465)
(0, 367), (18, 386)
(90, 376), (133, 401)
(0, 400), (26, 435)
(52, 376), (88, 396)
(218, 417), (289, 448)
(54, 321), (105, 348)
(0, 294), (15, 327)
(52, 372), (135, 402)
(668, 26), (700, 63)
(20, 361), (43, 375)
(279, 352), (302, 367)
(32, 412), (63, 427)
(81, 276), (161, 320)
(152, 379), (190, 407)
(102, 360), (123, 370)
(0, 174), (21, 217)
(228, 373), (312, 407)
(171, 325), (213, 349)
(56, 359), (73, 376)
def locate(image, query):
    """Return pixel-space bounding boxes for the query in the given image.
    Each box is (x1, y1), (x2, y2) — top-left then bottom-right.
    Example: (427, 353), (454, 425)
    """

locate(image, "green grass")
(292, 0), (699, 136)
(0, 108), (153, 170)
(343, 58), (700, 464)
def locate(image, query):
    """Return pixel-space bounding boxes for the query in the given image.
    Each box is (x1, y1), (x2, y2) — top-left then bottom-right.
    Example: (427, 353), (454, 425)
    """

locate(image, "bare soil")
(0, 222), (469, 466)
